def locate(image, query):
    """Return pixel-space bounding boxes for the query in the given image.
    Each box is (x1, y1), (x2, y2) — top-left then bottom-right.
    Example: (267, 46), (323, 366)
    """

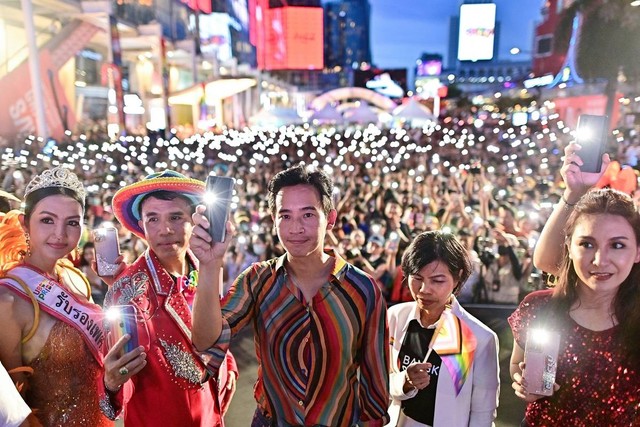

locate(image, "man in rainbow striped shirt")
(191, 164), (390, 426)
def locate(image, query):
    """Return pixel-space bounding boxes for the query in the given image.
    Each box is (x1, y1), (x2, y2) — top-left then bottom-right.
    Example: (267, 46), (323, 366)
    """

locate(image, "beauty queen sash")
(0, 265), (105, 366)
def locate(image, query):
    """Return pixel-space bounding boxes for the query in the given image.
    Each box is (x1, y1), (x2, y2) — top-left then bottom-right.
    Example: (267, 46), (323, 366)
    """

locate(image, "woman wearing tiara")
(0, 167), (113, 426)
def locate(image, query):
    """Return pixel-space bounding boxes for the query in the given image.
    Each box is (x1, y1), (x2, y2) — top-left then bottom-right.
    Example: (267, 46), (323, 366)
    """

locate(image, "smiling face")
(407, 260), (458, 318)
(23, 194), (83, 270)
(138, 196), (193, 265)
(568, 213), (640, 295)
(274, 184), (336, 260)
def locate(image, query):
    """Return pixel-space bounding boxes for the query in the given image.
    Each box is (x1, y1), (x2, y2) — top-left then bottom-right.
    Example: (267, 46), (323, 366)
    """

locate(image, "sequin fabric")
(508, 290), (640, 426)
(26, 321), (112, 427)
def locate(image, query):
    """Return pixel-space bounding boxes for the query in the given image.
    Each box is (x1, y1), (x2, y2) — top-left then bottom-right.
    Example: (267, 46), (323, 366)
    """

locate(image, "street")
(225, 303), (526, 426)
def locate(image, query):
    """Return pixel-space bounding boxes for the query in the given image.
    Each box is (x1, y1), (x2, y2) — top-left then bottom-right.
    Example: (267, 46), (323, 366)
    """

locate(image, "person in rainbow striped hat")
(99, 170), (238, 427)
(386, 230), (500, 427)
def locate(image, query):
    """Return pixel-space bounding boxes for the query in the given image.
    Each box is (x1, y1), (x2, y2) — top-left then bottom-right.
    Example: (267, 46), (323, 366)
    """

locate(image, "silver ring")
(119, 366), (129, 376)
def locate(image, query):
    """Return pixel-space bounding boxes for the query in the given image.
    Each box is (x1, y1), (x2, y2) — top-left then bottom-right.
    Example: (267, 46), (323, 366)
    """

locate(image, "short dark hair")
(267, 164), (334, 216)
(401, 230), (472, 295)
(24, 187), (85, 222)
(138, 190), (197, 215)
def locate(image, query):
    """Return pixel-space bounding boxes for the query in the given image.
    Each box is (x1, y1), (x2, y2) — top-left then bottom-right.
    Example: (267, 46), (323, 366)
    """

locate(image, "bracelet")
(104, 379), (122, 394)
(404, 370), (415, 389)
(561, 194), (577, 207)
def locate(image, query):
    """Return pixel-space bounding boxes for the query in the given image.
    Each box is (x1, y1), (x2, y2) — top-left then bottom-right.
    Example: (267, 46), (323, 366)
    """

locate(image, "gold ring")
(119, 366), (129, 376)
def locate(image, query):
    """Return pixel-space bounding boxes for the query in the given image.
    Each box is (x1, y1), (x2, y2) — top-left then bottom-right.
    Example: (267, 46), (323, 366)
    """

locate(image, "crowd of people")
(0, 110), (639, 426)
(1, 114), (603, 307)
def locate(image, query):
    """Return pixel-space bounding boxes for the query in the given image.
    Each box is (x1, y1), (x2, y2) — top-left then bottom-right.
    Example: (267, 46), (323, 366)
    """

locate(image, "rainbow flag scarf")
(432, 308), (477, 395)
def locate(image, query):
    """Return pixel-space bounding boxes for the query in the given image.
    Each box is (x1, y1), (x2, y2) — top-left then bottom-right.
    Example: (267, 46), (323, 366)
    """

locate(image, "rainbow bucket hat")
(112, 170), (205, 239)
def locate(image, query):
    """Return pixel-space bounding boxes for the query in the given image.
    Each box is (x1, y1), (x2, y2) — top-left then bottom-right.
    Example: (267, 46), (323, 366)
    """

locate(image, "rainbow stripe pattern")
(433, 309), (477, 395)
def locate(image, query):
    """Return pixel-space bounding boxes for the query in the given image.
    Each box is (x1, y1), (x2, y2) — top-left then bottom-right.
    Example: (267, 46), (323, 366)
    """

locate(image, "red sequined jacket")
(99, 249), (237, 427)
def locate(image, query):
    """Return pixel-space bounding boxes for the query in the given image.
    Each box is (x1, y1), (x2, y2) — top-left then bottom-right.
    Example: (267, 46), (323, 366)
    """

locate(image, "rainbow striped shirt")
(203, 252), (389, 426)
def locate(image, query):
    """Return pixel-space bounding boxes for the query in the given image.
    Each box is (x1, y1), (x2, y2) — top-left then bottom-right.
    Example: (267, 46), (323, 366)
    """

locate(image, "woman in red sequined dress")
(509, 143), (640, 426)
(0, 167), (113, 427)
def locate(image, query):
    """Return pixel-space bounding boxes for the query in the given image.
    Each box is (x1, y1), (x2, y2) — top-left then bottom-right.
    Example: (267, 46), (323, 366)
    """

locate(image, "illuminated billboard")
(353, 68), (407, 99)
(264, 7), (324, 70)
(228, 0), (256, 66)
(457, 3), (496, 61)
(180, 0), (212, 13)
(416, 59), (442, 77)
(193, 13), (232, 62)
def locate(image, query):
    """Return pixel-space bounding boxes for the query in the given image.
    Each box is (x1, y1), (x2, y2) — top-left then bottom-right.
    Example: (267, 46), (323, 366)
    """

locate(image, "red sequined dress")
(26, 321), (112, 427)
(508, 290), (640, 426)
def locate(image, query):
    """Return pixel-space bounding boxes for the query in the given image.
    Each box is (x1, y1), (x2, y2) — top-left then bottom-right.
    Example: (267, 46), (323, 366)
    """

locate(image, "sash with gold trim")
(0, 265), (105, 366)
(432, 308), (477, 395)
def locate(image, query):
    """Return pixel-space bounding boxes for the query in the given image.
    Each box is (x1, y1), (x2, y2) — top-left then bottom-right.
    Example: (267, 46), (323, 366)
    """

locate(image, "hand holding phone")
(105, 305), (139, 358)
(575, 114), (608, 173)
(522, 328), (560, 396)
(93, 226), (121, 277)
(204, 176), (235, 243)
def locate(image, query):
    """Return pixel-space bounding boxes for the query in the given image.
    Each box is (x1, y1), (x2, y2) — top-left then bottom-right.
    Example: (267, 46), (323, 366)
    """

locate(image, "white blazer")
(0, 361), (31, 427)
(385, 297), (500, 427)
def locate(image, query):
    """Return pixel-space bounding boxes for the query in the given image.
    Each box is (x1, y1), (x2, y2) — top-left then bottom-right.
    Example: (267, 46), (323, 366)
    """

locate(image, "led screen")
(264, 7), (323, 70)
(457, 3), (496, 61)
(194, 13), (232, 62)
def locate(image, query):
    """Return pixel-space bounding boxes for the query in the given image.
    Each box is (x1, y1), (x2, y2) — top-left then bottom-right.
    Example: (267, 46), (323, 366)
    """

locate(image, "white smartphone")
(522, 328), (561, 396)
(93, 226), (120, 277)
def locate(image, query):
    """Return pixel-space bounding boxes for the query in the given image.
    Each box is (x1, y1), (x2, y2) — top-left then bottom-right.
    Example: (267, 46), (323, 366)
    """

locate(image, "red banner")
(553, 93), (621, 130)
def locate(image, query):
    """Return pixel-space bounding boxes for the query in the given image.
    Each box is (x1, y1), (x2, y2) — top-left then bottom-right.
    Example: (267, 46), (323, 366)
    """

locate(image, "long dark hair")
(553, 188), (640, 363)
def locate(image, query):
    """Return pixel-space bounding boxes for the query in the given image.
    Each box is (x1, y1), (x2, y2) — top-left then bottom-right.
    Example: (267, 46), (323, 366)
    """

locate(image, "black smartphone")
(93, 226), (121, 277)
(575, 114), (608, 173)
(204, 175), (235, 242)
(106, 305), (139, 357)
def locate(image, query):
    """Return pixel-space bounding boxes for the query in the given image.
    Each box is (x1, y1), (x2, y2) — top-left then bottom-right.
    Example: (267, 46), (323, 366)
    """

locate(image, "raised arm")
(533, 143), (610, 275)
(190, 205), (234, 351)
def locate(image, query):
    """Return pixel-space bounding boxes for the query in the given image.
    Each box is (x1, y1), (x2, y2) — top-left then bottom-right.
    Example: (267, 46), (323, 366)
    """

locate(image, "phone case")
(106, 305), (139, 357)
(93, 227), (120, 277)
(575, 114), (608, 173)
(522, 329), (561, 396)
(205, 176), (235, 242)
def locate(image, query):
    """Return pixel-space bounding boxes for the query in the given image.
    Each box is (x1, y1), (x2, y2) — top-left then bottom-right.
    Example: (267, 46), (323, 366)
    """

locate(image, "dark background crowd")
(1, 110), (637, 308)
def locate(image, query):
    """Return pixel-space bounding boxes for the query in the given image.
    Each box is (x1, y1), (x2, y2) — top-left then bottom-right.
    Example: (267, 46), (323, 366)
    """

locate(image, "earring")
(75, 246), (81, 260)
(24, 233), (32, 258)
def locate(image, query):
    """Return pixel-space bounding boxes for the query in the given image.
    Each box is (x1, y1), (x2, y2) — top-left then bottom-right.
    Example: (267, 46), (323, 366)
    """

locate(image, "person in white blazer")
(0, 361), (32, 427)
(386, 230), (500, 427)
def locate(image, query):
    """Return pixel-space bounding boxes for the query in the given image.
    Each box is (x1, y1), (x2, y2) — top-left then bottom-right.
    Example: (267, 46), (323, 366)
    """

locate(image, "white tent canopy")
(308, 104), (343, 124)
(342, 101), (380, 124)
(392, 97), (435, 122)
(249, 107), (303, 127)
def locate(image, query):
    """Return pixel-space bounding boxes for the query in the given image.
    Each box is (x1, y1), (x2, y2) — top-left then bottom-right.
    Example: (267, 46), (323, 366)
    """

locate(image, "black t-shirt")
(398, 319), (442, 425)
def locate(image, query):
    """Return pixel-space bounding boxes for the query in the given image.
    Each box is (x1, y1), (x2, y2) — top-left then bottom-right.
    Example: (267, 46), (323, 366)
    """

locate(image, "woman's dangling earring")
(24, 233), (32, 258)
(75, 246), (81, 260)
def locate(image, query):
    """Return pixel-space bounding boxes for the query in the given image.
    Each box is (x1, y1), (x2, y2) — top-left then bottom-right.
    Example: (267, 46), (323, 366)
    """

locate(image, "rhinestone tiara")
(24, 166), (86, 200)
